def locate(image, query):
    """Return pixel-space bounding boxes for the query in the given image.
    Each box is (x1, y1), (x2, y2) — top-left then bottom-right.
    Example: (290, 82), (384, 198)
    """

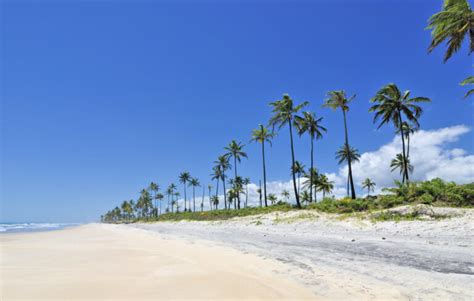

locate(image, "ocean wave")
(0, 223), (78, 233)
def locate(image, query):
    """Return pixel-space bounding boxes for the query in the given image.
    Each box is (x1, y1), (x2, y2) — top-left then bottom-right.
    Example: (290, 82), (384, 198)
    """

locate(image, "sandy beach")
(1, 224), (315, 300)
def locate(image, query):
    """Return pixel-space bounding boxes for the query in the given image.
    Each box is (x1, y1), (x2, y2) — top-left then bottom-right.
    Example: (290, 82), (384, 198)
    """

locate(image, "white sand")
(0, 224), (316, 300)
(133, 207), (474, 300)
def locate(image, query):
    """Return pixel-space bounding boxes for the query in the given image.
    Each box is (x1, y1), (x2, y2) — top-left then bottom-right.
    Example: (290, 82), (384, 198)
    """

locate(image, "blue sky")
(2, 1), (472, 222)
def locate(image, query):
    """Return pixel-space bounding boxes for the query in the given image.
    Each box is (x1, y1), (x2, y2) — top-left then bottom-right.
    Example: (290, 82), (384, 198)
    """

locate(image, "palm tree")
(302, 167), (319, 202)
(179, 172), (191, 211)
(201, 185), (205, 212)
(323, 90), (357, 199)
(281, 190), (290, 203)
(224, 140), (247, 209)
(211, 166), (222, 209)
(166, 184), (176, 213)
(300, 191), (311, 206)
(391, 153), (414, 180)
(215, 155), (230, 209)
(268, 193), (277, 205)
(460, 76), (474, 98)
(335, 145), (361, 196)
(269, 94), (308, 208)
(361, 178), (376, 197)
(295, 111), (327, 203)
(318, 174), (334, 199)
(148, 182), (159, 217)
(370, 83), (430, 183)
(155, 193), (164, 216)
(250, 124), (275, 207)
(189, 178), (200, 212)
(427, 0), (473, 63)
(211, 195), (219, 210)
(292, 161), (305, 195)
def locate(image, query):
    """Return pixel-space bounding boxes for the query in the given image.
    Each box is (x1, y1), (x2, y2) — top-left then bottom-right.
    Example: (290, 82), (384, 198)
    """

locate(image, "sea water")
(0, 223), (78, 233)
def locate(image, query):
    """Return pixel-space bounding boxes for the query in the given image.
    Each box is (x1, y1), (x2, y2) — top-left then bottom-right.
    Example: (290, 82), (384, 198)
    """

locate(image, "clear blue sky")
(2, 1), (472, 222)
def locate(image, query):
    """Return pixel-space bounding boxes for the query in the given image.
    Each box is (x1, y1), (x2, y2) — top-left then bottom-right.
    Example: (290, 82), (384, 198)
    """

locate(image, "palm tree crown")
(427, 0), (473, 62)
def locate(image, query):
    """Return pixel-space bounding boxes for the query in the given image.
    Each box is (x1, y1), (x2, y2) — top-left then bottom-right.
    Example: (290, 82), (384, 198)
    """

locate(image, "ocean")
(0, 223), (79, 233)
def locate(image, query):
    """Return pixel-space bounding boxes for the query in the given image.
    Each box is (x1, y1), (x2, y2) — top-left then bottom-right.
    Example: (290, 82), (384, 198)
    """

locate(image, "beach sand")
(0, 223), (316, 300)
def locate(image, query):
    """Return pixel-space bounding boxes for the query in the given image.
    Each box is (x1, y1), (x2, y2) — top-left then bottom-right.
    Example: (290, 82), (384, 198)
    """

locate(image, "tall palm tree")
(189, 178), (200, 212)
(370, 83), (430, 183)
(300, 191), (311, 206)
(224, 140), (247, 209)
(201, 185), (205, 212)
(155, 193), (164, 216)
(258, 180), (263, 207)
(243, 177), (250, 208)
(269, 94), (308, 208)
(361, 178), (376, 197)
(391, 153), (414, 181)
(292, 161), (305, 196)
(324, 90), (357, 199)
(295, 111), (327, 203)
(179, 172), (191, 211)
(214, 155), (230, 209)
(318, 174), (334, 199)
(211, 167), (221, 209)
(427, 0), (473, 63)
(250, 124), (275, 207)
(148, 182), (159, 217)
(335, 145), (361, 197)
(166, 184), (176, 213)
(211, 195), (219, 210)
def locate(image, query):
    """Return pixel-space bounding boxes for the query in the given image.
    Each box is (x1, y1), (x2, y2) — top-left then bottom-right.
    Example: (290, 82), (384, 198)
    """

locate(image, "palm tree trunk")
(310, 136), (314, 203)
(398, 111), (410, 183)
(288, 119), (301, 208)
(342, 110), (357, 199)
(234, 156), (241, 209)
(209, 187), (212, 211)
(262, 142), (268, 207)
(407, 133), (411, 159)
(215, 178), (220, 210)
(222, 177), (227, 210)
(245, 184), (248, 208)
(193, 187), (196, 212)
(201, 187), (205, 212)
(259, 180), (263, 207)
(183, 183), (187, 211)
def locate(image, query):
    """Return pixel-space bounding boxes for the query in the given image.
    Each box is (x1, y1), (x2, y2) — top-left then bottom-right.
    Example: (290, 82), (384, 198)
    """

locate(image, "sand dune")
(1, 224), (316, 300)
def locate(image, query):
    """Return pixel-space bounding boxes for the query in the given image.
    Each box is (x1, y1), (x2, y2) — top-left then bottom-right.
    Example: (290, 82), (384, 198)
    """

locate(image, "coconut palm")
(268, 193), (277, 205)
(281, 190), (290, 203)
(269, 94), (308, 208)
(335, 145), (361, 197)
(323, 90), (357, 199)
(155, 193), (164, 216)
(178, 172), (191, 211)
(166, 184), (176, 213)
(224, 140), (247, 209)
(318, 174), (334, 199)
(257, 181), (263, 207)
(300, 191), (311, 206)
(370, 83), (430, 183)
(148, 182), (159, 217)
(214, 155), (230, 209)
(391, 153), (414, 180)
(362, 178), (376, 196)
(189, 178), (200, 212)
(460, 76), (474, 98)
(211, 195), (219, 210)
(228, 176), (244, 209)
(201, 185), (205, 212)
(295, 111), (327, 203)
(292, 161), (305, 195)
(427, 0), (473, 63)
(211, 166), (222, 209)
(302, 167), (319, 202)
(250, 124), (275, 207)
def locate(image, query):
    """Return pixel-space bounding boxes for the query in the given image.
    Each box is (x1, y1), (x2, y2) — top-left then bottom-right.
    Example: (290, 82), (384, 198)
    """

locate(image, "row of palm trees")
(102, 0), (469, 222)
(102, 82), (430, 222)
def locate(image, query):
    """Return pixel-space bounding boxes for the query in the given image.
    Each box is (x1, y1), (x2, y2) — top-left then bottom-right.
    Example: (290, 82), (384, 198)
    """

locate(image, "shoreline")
(1, 223), (316, 300)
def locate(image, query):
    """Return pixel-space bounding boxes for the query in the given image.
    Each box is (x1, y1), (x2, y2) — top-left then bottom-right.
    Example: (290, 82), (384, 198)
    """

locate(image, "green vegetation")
(102, 1), (472, 223)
